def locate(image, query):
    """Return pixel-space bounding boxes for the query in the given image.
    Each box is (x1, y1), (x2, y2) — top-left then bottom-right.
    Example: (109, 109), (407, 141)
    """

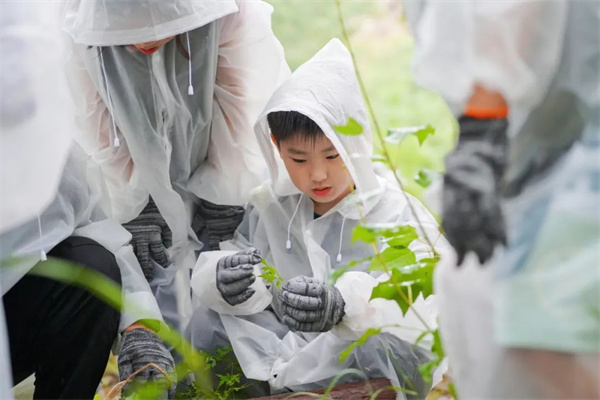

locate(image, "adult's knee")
(49, 236), (122, 286)
(185, 306), (229, 354)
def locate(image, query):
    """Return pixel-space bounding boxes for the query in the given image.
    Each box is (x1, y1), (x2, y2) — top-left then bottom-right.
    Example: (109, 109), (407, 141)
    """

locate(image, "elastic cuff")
(464, 104), (509, 119)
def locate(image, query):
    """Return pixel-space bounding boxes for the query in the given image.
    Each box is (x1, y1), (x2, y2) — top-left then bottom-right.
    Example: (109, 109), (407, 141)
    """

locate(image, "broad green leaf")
(414, 124), (435, 146)
(369, 256), (439, 315)
(352, 224), (418, 246)
(371, 280), (411, 315)
(333, 117), (363, 136)
(370, 247), (416, 271)
(339, 328), (382, 363)
(351, 225), (378, 244)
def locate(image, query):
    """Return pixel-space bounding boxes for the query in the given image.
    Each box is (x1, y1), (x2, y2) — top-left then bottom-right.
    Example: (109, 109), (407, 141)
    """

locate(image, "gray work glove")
(278, 276), (345, 332)
(217, 248), (262, 306)
(123, 197), (172, 281)
(192, 198), (245, 251)
(118, 328), (176, 399)
(442, 115), (509, 266)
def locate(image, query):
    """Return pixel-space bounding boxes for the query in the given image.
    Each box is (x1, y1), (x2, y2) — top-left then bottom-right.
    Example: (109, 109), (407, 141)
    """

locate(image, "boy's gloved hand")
(216, 248), (262, 306)
(118, 328), (176, 399)
(279, 276), (345, 332)
(442, 116), (508, 266)
(123, 197), (172, 281)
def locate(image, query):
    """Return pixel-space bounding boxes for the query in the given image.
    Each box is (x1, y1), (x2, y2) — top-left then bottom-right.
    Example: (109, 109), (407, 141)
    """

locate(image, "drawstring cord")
(336, 215), (347, 263)
(99, 50), (120, 147)
(286, 195), (303, 250)
(37, 213), (47, 261)
(186, 32), (194, 95)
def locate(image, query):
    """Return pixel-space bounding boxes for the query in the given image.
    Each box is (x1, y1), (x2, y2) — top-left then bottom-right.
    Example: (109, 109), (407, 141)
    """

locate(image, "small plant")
(259, 258), (284, 289)
(175, 346), (249, 400)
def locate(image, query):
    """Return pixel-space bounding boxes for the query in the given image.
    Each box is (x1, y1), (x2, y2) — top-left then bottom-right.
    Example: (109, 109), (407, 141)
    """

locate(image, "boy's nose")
(310, 166), (327, 183)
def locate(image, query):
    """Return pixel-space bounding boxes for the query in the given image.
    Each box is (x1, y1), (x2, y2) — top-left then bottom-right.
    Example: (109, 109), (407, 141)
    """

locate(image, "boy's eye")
(326, 154), (340, 160)
(291, 158), (307, 164)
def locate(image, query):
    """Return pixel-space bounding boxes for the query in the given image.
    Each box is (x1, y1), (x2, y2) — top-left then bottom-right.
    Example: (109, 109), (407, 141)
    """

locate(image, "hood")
(254, 38), (380, 206)
(63, 0), (238, 46)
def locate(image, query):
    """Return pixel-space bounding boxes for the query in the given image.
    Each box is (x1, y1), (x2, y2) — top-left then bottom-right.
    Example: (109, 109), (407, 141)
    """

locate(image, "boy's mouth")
(312, 187), (332, 196)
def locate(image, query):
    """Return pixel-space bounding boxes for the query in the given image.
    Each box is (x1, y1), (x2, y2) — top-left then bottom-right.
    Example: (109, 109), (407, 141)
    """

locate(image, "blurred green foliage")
(266, 0), (457, 199)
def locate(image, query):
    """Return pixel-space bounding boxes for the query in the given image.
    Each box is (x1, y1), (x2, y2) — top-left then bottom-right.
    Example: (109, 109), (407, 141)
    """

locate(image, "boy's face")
(275, 133), (354, 215)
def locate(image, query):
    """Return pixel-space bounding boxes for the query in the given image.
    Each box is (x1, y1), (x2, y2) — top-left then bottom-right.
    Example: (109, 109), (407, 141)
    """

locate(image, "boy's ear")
(270, 134), (281, 153)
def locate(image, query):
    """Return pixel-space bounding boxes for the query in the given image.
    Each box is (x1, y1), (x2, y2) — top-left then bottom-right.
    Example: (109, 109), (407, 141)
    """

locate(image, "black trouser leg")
(3, 236), (122, 399)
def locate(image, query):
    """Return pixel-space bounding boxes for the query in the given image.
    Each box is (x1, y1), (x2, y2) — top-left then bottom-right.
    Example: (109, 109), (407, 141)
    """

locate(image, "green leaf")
(370, 247), (416, 271)
(352, 224), (418, 246)
(414, 124), (435, 146)
(329, 255), (373, 285)
(369, 256), (439, 315)
(414, 169), (434, 188)
(259, 259), (284, 289)
(384, 124), (435, 146)
(416, 330), (445, 384)
(333, 117), (363, 136)
(371, 280), (411, 315)
(417, 358), (439, 384)
(339, 328), (382, 363)
(431, 329), (445, 359)
(215, 346), (233, 361)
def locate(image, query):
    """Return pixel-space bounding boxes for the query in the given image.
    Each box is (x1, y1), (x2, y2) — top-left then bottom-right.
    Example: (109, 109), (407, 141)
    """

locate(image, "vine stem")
(347, 180), (432, 332)
(335, 0), (437, 333)
(334, 0), (437, 254)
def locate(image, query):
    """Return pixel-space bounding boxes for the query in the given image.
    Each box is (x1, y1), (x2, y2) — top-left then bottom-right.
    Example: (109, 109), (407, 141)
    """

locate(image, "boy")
(187, 39), (447, 397)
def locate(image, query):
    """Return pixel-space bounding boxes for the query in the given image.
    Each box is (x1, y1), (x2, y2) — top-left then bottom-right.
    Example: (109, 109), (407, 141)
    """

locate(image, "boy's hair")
(267, 111), (324, 145)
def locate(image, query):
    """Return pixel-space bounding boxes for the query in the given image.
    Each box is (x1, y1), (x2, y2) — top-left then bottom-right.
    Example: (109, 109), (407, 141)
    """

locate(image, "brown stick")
(106, 363), (172, 400)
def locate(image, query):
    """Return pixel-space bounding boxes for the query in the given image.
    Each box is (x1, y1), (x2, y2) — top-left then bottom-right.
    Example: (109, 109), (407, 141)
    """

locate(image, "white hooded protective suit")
(1, 4), (77, 396)
(189, 39), (449, 396)
(406, 1), (600, 397)
(0, 145), (163, 332)
(63, 0), (290, 328)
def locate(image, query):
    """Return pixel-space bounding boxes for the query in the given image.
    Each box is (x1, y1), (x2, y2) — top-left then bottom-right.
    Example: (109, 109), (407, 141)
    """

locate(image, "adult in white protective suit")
(187, 39), (449, 398)
(63, 0), (289, 332)
(62, 0), (289, 391)
(1, 3), (75, 399)
(405, 1), (600, 398)
(1, 145), (171, 398)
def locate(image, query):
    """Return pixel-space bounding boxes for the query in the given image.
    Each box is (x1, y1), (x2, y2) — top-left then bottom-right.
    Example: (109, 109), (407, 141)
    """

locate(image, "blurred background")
(267, 0), (457, 199)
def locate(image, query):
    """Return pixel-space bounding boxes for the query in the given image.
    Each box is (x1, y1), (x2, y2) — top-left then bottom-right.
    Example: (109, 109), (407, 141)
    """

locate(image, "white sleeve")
(65, 45), (148, 222)
(191, 250), (272, 316)
(408, 1), (568, 112)
(72, 219), (164, 331)
(191, 0), (291, 206)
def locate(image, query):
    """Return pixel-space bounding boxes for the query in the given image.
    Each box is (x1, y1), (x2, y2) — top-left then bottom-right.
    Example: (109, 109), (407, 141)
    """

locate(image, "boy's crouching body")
(185, 39), (449, 398)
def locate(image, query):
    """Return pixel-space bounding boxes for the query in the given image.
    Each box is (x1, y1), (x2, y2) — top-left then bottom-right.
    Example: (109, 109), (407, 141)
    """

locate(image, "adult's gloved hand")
(217, 248), (262, 306)
(278, 276), (345, 332)
(442, 115), (509, 266)
(192, 198), (245, 251)
(123, 197), (172, 281)
(118, 328), (176, 399)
